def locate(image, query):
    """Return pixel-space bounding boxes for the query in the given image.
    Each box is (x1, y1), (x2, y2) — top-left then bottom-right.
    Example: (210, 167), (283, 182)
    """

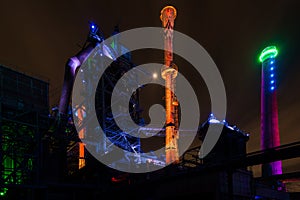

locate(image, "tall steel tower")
(259, 46), (282, 177)
(160, 6), (179, 164)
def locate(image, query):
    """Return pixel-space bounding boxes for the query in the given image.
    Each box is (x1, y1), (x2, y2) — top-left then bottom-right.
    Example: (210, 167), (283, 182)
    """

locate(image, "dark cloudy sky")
(1, 0), (300, 176)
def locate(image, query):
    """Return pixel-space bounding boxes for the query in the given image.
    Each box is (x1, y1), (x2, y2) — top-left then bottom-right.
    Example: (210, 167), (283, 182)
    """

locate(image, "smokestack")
(259, 46), (282, 177)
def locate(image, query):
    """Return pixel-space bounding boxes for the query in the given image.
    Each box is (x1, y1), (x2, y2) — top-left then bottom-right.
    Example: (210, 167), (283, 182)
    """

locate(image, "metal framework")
(0, 65), (49, 196)
(160, 5), (180, 164)
(68, 25), (142, 171)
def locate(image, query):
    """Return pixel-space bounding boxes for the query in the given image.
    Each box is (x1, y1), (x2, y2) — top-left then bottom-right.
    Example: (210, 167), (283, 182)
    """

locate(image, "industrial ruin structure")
(0, 65), (49, 197)
(1, 5), (300, 200)
(56, 23), (142, 173)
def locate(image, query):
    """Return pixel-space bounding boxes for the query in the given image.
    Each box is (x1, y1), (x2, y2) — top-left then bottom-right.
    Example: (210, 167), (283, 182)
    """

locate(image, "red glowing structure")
(160, 6), (180, 164)
(259, 46), (282, 177)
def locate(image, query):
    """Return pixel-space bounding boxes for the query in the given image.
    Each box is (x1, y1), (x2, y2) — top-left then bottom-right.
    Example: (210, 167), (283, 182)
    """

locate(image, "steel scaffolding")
(68, 28), (142, 171)
(0, 65), (49, 197)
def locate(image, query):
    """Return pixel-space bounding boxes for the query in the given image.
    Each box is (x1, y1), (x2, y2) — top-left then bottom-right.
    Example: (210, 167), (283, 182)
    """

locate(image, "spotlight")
(88, 21), (103, 43)
(89, 22), (98, 34)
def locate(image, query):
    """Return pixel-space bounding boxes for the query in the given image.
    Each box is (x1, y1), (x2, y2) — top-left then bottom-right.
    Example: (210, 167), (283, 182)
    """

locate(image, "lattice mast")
(160, 6), (179, 164)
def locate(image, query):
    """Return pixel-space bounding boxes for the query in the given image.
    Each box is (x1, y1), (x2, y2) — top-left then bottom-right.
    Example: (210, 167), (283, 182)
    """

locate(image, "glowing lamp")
(259, 46), (278, 63)
(89, 22), (98, 34)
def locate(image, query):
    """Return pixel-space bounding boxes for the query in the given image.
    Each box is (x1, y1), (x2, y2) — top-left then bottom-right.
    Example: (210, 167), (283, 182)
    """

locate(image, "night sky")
(1, 0), (300, 176)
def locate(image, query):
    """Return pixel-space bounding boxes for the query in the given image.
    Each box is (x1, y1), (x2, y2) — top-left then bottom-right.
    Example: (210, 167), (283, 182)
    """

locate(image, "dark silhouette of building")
(0, 65), (49, 198)
(198, 114), (249, 165)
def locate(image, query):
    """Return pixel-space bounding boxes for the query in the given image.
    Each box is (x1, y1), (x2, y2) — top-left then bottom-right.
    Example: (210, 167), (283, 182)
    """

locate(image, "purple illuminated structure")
(58, 43), (95, 115)
(259, 46), (282, 177)
(58, 22), (113, 115)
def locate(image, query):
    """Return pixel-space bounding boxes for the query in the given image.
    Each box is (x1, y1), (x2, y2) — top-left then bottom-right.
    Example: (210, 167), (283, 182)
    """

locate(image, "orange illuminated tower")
(160, 6), (179, 164)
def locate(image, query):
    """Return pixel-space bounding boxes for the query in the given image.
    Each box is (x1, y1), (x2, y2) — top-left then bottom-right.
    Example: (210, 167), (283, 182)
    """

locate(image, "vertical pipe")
(58, 43), (95, 116)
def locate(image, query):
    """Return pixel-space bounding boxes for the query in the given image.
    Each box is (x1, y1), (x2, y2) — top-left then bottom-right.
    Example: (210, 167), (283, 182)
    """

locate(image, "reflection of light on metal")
(172, 100), (178, 106)
(146, 158), (165, 167)
(208, 113), (218, 123)
(103, 44), (116, 60)
(79, 143), (85, 169)
(76, 105), (86, 169)
(208, 114), (248, 133)
(69, 57), (81, 75)
(209, 118), (220, 124)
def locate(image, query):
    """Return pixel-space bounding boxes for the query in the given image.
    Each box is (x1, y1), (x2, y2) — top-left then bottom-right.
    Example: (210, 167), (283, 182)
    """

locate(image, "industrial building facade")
(0, 65), (49, 197)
